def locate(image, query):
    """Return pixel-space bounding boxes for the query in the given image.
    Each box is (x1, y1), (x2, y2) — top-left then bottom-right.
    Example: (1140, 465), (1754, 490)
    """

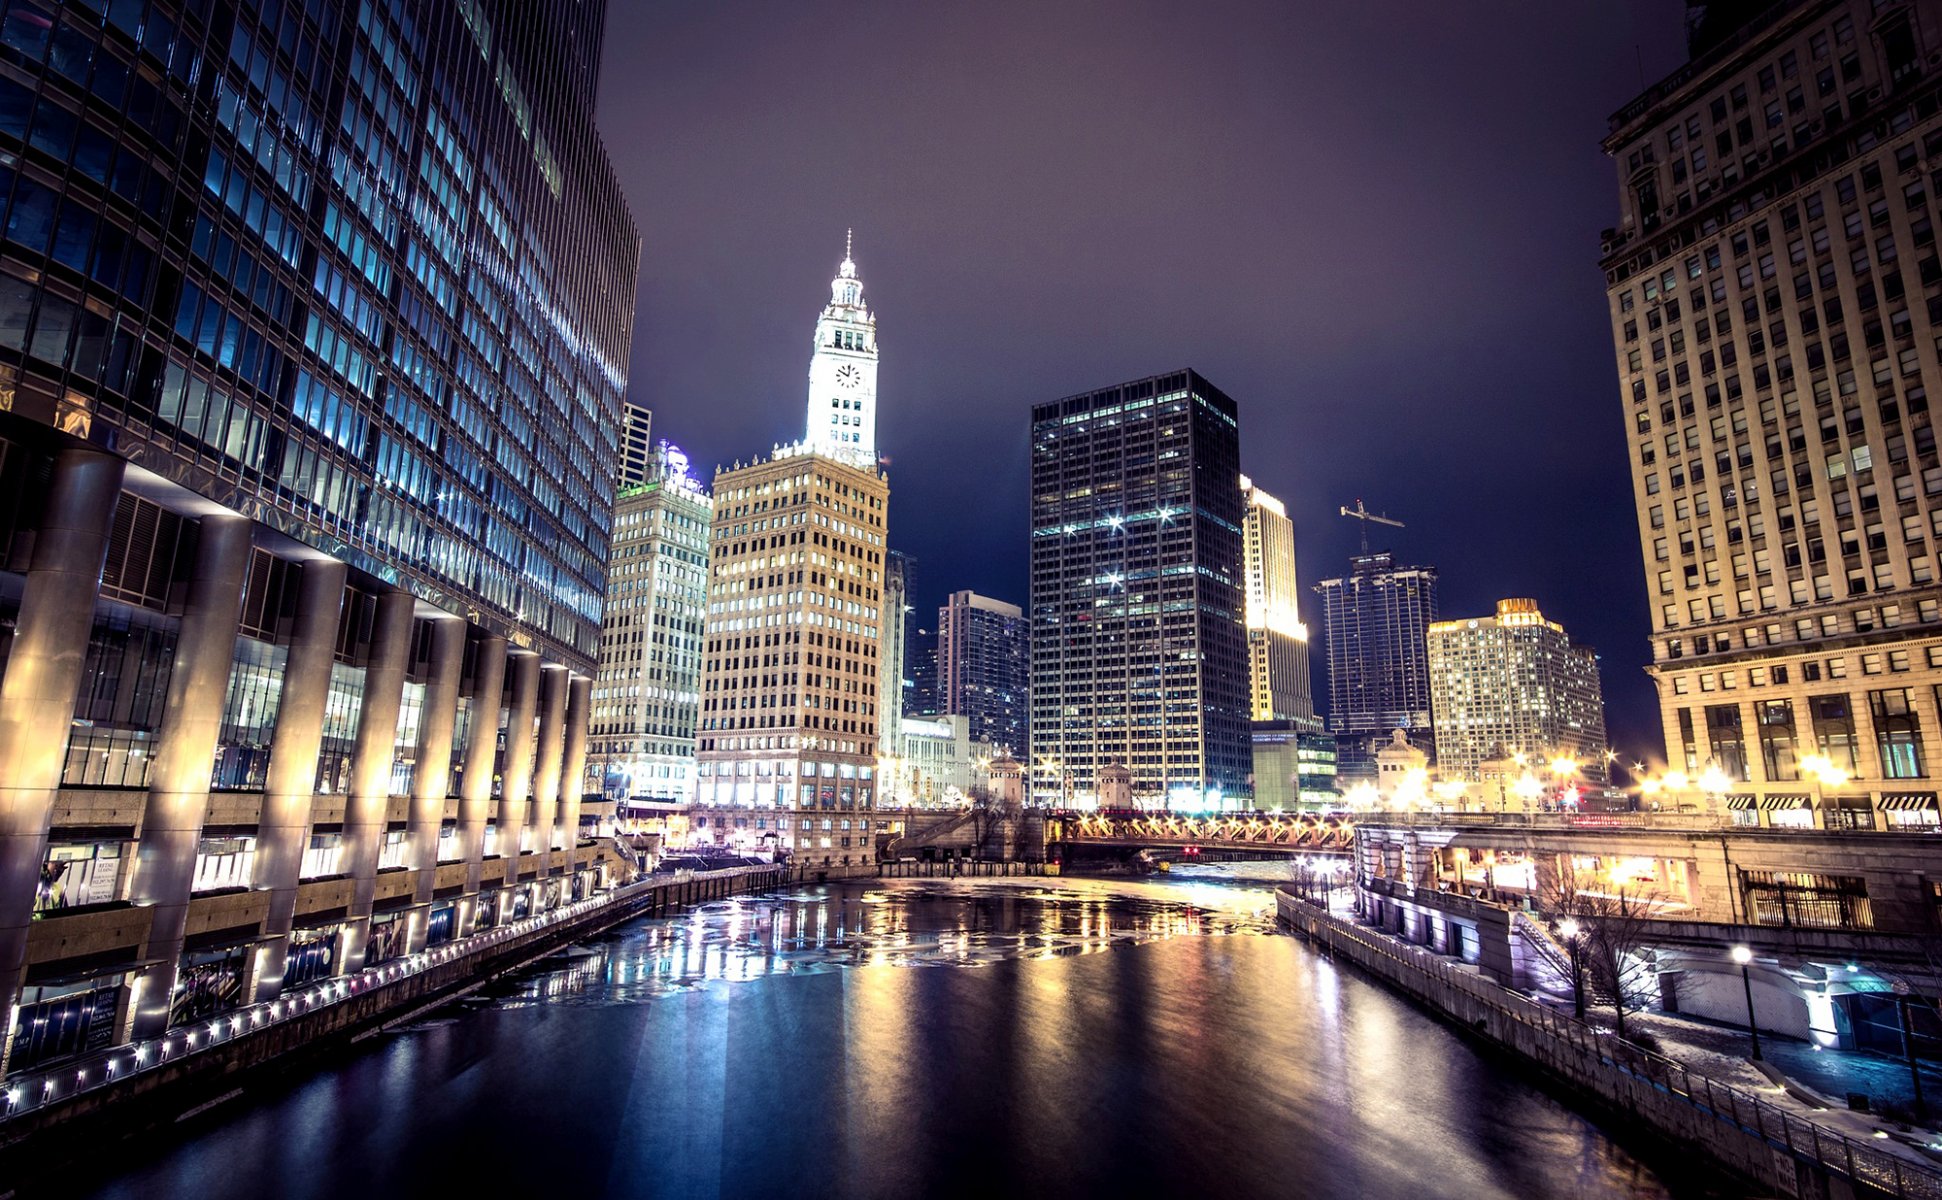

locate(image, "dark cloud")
(598, 0), (1691, 759)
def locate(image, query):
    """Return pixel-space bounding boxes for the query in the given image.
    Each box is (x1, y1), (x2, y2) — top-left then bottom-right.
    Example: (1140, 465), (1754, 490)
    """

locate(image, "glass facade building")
(1315, 551), (1439, 786)
(0, 0), (638, 1076)
(1028, 369), (1253, 806)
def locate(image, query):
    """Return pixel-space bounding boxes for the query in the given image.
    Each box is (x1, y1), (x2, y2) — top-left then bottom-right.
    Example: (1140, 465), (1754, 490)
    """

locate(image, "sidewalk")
(1538, 999), (1942, 1166)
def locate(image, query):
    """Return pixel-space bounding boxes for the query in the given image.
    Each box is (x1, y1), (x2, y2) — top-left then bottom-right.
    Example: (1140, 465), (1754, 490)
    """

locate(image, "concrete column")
(531, 665), (568, 877)
(497, 652), (541, 905)
(250, 558), (347, 1003)
(0, 447), (124, 1073)
(337, 590), (416, 974)
(560, 674), (592, 884)
(127, 515), (253, 1039)
(456, 635), (506, 933)
(403, 617), (465, 954)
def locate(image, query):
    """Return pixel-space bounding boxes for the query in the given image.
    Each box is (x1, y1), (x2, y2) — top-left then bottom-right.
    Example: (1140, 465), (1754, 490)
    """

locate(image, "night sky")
(597, 1), (1693, 761)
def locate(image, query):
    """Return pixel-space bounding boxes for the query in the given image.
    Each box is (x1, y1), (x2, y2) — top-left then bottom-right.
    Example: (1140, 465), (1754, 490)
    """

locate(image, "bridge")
(1051, 810), (1354, 856)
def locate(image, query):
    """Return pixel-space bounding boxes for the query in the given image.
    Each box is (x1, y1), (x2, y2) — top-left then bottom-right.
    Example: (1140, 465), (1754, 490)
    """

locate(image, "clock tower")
(805, 230), (879, 466)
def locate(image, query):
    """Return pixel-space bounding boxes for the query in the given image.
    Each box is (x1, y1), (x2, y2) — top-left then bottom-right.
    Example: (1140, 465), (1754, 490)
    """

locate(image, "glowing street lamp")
(1512, 772), (1544, 813)
(1556, 917), (1587, 1019)
(1731, 944), (1762, 1061)
(1432, 779), (1469, 809)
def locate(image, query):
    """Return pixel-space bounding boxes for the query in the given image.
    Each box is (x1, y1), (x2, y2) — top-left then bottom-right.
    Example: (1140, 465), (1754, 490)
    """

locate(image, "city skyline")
(599, 1), (1693, 760)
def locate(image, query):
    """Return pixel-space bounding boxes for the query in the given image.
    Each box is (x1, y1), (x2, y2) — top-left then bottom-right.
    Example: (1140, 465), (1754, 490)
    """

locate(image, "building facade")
(886, 714), (1003, 806)
(1250, 722), (1339, 809)
(1316, 552), (1439, 785)
(906, 623), (938, 720)
(1427, 599), (1609, 783)
(880, 548), (910, 759)
(693, 247), (891, 865)
(1028, 369), (1253, 806)
(591, 443), (710, 805)
(1241, 474), (1318, 725)
(0, 0), (638, 1075)
(937, 590), (1027, 754)
(1605, 1), (1942, 810)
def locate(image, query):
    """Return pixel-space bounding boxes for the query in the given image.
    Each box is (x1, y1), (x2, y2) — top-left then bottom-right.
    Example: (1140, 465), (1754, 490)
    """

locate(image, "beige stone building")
(693, 448), (888, 864)
(1605, 0), (1942, 820)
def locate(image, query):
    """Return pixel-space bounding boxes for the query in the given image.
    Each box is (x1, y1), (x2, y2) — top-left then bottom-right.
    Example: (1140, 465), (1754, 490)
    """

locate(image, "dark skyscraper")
(938, 590), (1027, 755)
(0, 0), (637, 1074)
(907, 625), (939, 720)
(1315, 552), (1439, 786)
(1028, 369), (1252, 806)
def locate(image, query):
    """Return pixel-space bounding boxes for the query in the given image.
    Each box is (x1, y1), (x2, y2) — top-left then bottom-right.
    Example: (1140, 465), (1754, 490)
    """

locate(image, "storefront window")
(1809, 693), (1861, 772)
(1706, 703), (1748, 779)
(1871, 688), (1926, 779)
(1757, 700), (1799, 781)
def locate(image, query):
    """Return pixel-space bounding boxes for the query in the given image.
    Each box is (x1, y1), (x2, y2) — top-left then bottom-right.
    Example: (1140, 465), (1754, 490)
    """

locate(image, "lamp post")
(1732, 944), (1762, 1060)
(1512, 772), (1543, 816)
(1558, 917), (1586, 1020)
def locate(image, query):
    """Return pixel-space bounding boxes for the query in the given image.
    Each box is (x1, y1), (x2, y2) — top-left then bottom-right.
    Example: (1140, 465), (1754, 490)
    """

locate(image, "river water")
(65, 871), (1700, 1200)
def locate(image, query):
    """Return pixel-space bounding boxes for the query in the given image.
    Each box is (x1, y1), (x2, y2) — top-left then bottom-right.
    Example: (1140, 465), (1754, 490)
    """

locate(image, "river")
(61, 871), (1701, 1199)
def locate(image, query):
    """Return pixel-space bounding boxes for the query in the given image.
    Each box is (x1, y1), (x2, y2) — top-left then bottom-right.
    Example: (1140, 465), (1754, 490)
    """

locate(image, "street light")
(1512, 772), (1543, 814)
(1557, 917), (1587, 1020)
(1731, 944), (1762, 1061)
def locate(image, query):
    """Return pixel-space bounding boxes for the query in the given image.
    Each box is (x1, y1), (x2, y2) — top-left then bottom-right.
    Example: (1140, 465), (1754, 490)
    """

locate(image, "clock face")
(835, 363), (862, 390)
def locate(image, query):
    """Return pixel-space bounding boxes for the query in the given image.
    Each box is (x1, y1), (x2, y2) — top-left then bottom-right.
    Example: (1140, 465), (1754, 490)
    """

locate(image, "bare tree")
(1543, 860), (1665, 1043)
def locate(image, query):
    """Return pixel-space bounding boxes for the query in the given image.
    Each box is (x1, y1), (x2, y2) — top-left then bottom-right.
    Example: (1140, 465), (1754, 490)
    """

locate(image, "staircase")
(882, 809), (979, 859)
(1512, 911), (1612, 1005)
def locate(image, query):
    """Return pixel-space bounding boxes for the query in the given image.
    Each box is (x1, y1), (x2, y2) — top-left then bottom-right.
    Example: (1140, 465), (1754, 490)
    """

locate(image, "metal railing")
(1354, 808), (1942, 837)
(1282, 890), (1942, 1199)
(0, 864), (784, 1127)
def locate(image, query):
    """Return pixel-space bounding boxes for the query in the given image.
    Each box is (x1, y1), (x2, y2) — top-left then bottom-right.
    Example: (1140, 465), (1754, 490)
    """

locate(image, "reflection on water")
(508, 875), (1281, 1006)
(73, 874), (1697, 1200)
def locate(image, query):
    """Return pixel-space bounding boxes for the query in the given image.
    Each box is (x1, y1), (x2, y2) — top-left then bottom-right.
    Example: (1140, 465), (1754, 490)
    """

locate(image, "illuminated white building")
(1427, 598), (1608, 784)
(806, 231), (880, 467)
(590, 442), (712, 804)
(884, 714), (1003, 806)
(1241, 475), (1318, 726)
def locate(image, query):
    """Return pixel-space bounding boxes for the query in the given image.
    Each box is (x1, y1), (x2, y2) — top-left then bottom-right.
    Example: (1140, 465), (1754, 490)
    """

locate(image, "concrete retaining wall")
(0, 867), (789, 1176)
(1279, 890), (1942, 1200)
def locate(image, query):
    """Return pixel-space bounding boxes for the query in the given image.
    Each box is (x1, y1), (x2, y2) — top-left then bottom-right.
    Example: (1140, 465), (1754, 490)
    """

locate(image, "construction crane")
(1339, 499), (1405, 555)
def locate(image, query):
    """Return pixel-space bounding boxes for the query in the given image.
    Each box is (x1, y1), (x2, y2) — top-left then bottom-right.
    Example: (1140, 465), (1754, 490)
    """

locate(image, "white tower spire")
(805, 231), (879, 466)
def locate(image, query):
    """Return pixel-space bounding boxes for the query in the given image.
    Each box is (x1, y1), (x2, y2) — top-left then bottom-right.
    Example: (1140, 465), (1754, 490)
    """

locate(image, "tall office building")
(1427, 599), (1609, 784)
(694, 244), (890, 865)
(1029, 369), (1253, 806)
(880, 549), (911, 758)
(1316, 553), (1439, 785)
(938, 590), (1028, 754)
(1240, 474), (1318, 726)
(1606, 2), (1942, 800)
(591, 443), (711, 804)
(0, 0), (638, 1075)
(906, 623), (939, 719)
(617, 403), (655, 490)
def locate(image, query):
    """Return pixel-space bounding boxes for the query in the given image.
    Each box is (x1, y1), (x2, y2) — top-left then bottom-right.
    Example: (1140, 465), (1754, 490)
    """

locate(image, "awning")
(1756, 794), (1813, 809)
(1724, 794), (1759, 810)
(1879, 793), (1939, 811)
